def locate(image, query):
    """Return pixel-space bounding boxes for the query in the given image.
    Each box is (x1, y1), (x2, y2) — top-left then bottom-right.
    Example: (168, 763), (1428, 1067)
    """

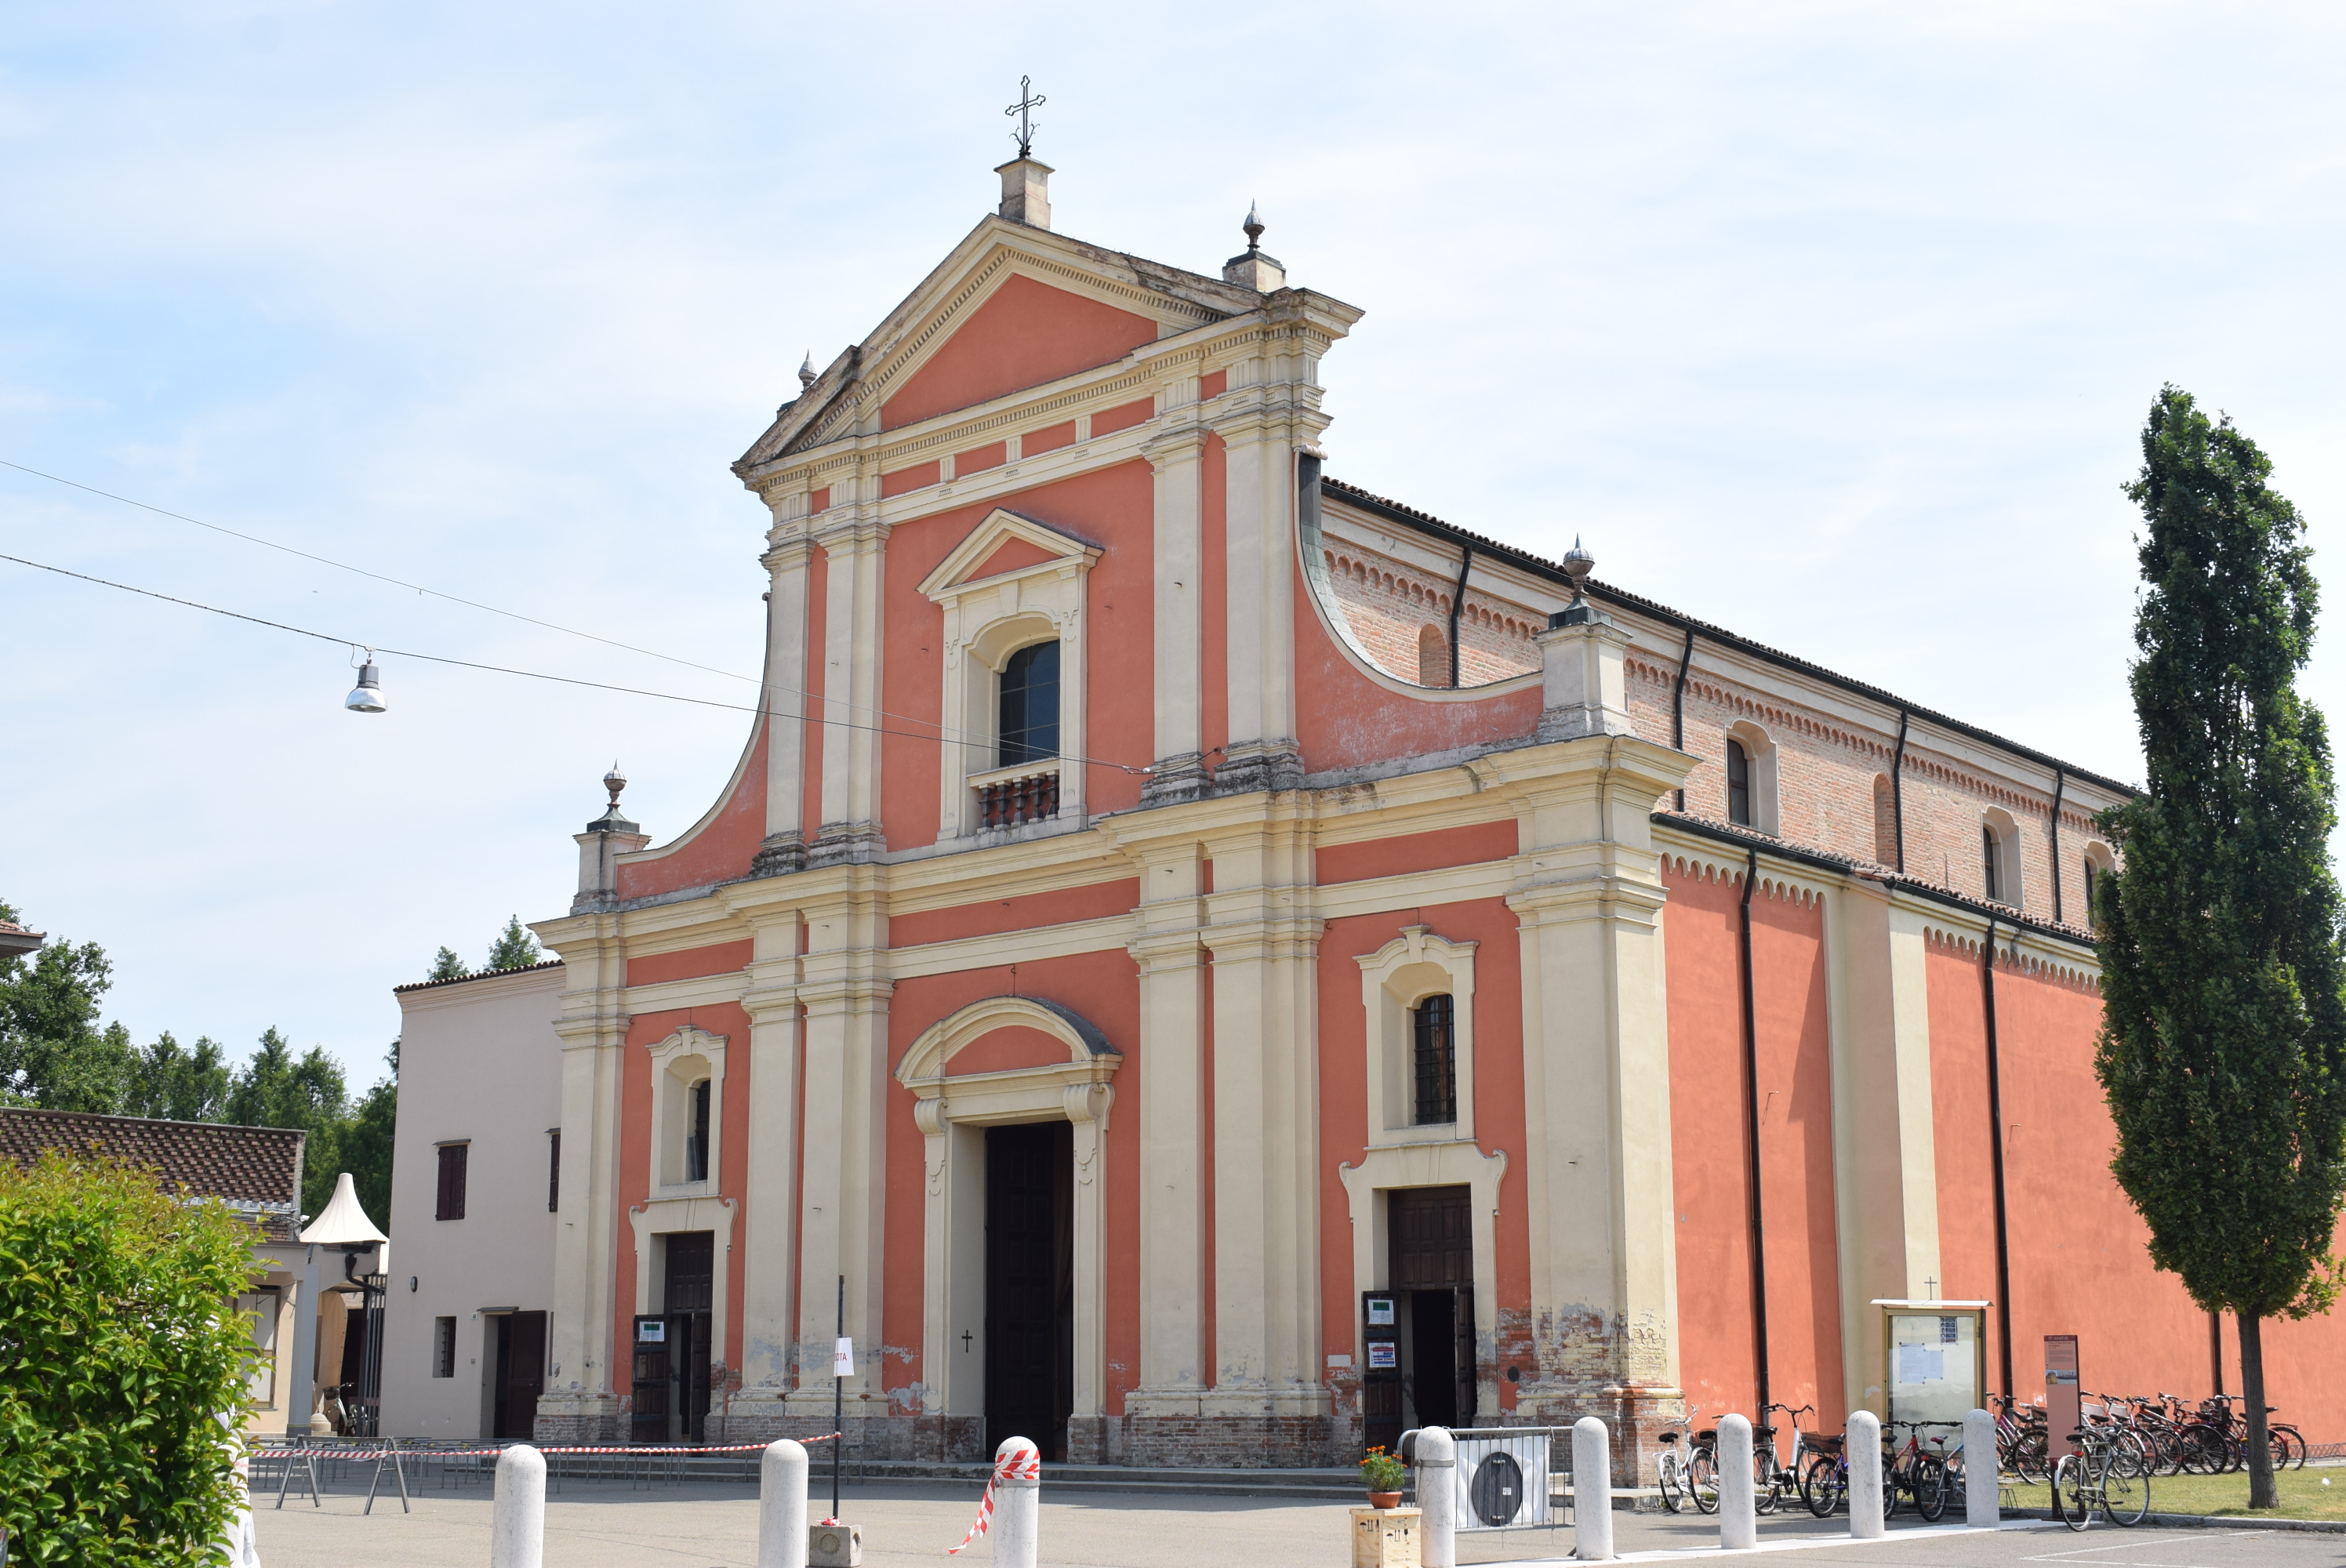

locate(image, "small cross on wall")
(1924, 1276), (1938, 1298)
(961, 1330), (974, 1352)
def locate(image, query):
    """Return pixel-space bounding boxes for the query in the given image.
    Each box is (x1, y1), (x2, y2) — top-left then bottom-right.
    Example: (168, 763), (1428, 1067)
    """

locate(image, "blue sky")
(5, 2), (2344, 1081)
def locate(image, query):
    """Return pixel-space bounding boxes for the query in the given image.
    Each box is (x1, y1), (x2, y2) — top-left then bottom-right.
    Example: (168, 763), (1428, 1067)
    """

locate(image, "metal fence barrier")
(1400, 1425), (1584, 1534)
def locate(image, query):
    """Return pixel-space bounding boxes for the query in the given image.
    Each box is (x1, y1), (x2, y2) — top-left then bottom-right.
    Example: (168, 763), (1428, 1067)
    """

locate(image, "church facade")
(407, 158), (2346, 1470)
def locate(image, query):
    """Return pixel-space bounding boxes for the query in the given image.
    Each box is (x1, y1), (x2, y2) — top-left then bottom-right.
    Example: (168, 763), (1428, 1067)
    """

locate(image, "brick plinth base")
(1117, 1414), (1334, 1467)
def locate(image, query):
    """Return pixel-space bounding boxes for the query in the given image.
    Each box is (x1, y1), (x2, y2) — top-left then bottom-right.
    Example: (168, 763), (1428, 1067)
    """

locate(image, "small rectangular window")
(548, 1128), (561, 1213)
(238, 1288), (281, 1406)
(1983, 826), (2001, 903)
(436, 1142), (469, 1221)
(1412, 994), (1458, 1126)
(433, 1316), (456, 1377)
(2083, 854), (2098, 924)
(685, 1080), (710, 1184)
(1727, 739), (1752, 827)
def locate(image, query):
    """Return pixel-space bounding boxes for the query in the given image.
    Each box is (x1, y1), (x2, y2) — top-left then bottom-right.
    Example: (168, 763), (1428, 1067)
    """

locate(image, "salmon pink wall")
(1660, 865), (1845, 1424)
(1317, 822), (1519, 886)
(616, 724), (769, 900)
(945, 1026), (1069, 1076)
(881, 275), (1157, 430)
(969, 536), (1059, 580)
(626, 942), (754, 988)
(1091, 397), (1152, 437)
(614, 1004), (753, 1391)
(1316, 898), (1531, 1421)
(1295, 572), (1541, 772)
(876, 463), (1155, 851)
(1026, 420), (1077, 457)
(892, 880), (1140, 948)
(882, 952), (1142, 1411)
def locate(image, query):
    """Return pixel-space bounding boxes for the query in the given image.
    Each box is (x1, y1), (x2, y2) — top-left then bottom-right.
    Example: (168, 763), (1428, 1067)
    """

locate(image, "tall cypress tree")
(2095, 387), (2346, 1508)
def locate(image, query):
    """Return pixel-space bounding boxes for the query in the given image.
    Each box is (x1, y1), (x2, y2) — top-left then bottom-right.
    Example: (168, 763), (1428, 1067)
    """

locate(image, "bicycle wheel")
(1756, 1461), (1782, 1515)
(1914, 1452), (1948, 1523)
(2053, 1455), (2090, 1532)
(1800, 1453), (1843, 1519)
(2277, 1426), (2307, 1471)
(2013, 1429), (2049, 1485)
(2180, 1426), (2224, 1475)
(1658, 1450), (1685, 1514)
(2265, 1428), (2300, 1472)
(1689, 1446), (1720, 1515)
(2103, 1456), (2149, 1527)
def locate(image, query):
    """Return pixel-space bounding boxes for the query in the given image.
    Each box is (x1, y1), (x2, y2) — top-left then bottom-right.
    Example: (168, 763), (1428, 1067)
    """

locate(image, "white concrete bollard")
(491, 1445), (546, 1568)
(1718, 1415), (1756, 1549)
(1963, 1409), (1997, 1528)
(1847, 1411), (1884, 1540)
(1572, 1416), (1614, 1561)
(994, 1437), (1041, 1568)
(1417, 1427), (1457, 1568)
(759, 1439), (810, 1568)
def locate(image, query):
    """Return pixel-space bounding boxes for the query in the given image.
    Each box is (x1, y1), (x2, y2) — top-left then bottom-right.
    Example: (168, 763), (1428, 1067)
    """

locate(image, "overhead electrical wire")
(0, 550), (1152, 777)
(0, 456), (1014, 754)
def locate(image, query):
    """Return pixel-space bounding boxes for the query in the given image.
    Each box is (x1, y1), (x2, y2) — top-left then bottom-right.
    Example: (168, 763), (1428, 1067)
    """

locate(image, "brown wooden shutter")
(436, 1143), (469, 1221)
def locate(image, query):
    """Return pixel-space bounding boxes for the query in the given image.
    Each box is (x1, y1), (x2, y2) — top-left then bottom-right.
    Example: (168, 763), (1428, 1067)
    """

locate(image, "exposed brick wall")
(1318, 546), (1541, 687)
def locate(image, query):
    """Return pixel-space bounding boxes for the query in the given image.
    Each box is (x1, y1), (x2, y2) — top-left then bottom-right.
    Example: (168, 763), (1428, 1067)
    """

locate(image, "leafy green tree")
(0, 901), (134, 1113)
(484, 916), (540, 972)
(226, 1029), (350, 1220)
(124, 1033), (232, 1123)
(0, 1149), (258, 1564)
(2095, 387), (2346, 1509)
(339, 1042), (399, 1229)
(426, 946), (470, 982)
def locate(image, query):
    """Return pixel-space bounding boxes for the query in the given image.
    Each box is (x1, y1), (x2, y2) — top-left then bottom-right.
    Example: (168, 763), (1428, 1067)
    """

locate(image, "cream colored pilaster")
(1211, 405), (1301, 793)
(1065, 1081), (1113, 1423)
(1200, 811), (1325, 1417)
(754, 516), (814, 876)
(913, 1100), (986, 1420)
(790, 877), (891, 1416)
(1120, 836), (1211, 1404)
(733, 908), (805, 1411)
(539, 920), (629, 1434)
(1142, 421), (1208, 805)
(1824, 881), (1941, 1417)
(810, 503), (889, 866)
(1487, 733), (1694, 1439)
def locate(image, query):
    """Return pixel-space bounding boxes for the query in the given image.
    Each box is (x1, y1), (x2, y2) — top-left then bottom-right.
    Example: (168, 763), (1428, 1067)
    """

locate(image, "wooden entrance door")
(984, 1121), (1073, 1461)
(1389, 1186), (1477, 1429)
(492, 1311), (546, 1441)
(663, 1231), (715, 1443)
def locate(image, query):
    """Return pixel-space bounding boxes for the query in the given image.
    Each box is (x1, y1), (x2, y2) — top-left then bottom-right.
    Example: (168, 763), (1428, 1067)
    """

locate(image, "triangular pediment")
(736, 216), (1266, 474)
(918, 508), (1102, 601)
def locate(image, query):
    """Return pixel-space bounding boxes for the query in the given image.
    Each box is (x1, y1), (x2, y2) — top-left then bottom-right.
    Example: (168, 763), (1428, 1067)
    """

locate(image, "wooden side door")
(630, 1316), (671, 1444)
(504, 1311), (547, 1441)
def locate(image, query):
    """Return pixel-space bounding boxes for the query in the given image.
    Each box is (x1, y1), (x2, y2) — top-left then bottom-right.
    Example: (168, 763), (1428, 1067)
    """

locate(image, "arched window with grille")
(998, 641), (1060, 767)
(1412, 993), (1458, 1125)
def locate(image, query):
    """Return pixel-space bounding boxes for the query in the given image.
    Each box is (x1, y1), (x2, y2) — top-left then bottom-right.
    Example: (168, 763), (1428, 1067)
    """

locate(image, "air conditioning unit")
(1454, 1432), (1552, 1527)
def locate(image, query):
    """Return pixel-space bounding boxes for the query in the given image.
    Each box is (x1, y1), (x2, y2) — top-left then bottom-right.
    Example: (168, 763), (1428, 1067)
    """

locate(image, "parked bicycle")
(1756, 1403), (1817, 1515)
(2053, 1425), (2149, 1530)
(1882, 1420), (1957, 1521)
(1655, 1404), (1700, 1515)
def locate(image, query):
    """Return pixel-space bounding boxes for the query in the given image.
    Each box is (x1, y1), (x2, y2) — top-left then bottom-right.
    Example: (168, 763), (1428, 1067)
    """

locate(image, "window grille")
(435, 1142), (468, 1221)
(1983, 825), (2001, 903)
(433, 1316), (456, 1378)
(998, 641), (1061, 767)
(1413, 994), (1458, 1125)
(1727, 739), (1752, 826)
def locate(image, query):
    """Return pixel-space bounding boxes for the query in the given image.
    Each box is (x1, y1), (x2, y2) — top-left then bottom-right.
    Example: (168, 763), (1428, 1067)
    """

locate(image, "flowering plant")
(1360, 1446), (1408, 1492)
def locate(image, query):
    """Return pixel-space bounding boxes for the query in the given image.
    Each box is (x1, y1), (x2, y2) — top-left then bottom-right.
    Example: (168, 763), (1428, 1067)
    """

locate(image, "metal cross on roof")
(1005, 75), (1045, 159)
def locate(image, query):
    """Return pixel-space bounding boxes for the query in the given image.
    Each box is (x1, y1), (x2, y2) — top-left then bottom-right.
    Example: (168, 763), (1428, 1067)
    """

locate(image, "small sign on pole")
(833, 1338), (856, 1377)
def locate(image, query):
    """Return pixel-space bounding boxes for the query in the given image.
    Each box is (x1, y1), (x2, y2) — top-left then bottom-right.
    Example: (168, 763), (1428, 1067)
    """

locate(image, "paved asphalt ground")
(250, 1478), (2346, 1566)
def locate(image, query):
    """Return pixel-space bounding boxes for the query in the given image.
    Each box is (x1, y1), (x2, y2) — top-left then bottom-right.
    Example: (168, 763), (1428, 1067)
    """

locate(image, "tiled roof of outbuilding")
(0, 1109), (306, 1239)
(392, 957), (564, 995)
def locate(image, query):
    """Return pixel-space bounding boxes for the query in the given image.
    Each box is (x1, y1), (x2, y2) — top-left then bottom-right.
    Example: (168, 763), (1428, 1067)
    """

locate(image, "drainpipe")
(1446, 545), (1474, 688)
(1981, 917), (2015, 1397)
(1671, 628), (1697, 811)
(1890, 711), (1912, 873)
(1739, 847), (1772, 1417)
(2048, 770), (2067, 925)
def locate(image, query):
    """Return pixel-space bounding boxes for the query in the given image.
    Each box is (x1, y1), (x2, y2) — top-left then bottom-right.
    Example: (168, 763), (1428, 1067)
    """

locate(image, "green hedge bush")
(0, 1149), (258, 1565)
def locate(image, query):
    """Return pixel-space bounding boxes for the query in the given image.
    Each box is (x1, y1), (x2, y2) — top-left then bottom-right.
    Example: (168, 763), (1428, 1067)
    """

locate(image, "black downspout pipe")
(1982, 917), (2016, 1398)
(1446, 545), (1473, 688)
(1890, 710), (1912, 873)
(1740, 847), (1772, 1417)
(1672, 627), (1697, 811)
(2049, 770), (2067, 925)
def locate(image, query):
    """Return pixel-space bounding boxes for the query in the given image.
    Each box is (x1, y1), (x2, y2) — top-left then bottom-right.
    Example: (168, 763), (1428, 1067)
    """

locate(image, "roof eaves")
(392, 957), (565, 996)
(1322, 477), (2138, 800)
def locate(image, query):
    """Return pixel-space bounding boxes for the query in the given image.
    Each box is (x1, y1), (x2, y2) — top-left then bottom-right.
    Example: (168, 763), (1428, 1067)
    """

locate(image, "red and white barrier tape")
(252, 1435), (841, 1461)
(947, 1439), (1040, 1555)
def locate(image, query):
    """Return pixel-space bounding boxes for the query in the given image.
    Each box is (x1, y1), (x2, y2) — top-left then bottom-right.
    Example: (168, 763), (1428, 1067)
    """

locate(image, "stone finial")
(1223, 201), (1285, 292)
(602, 763), (626, 811)
(576, 764), (648, 911)
(995, 158), (1052, 229)
(797, 353), (816, 390)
